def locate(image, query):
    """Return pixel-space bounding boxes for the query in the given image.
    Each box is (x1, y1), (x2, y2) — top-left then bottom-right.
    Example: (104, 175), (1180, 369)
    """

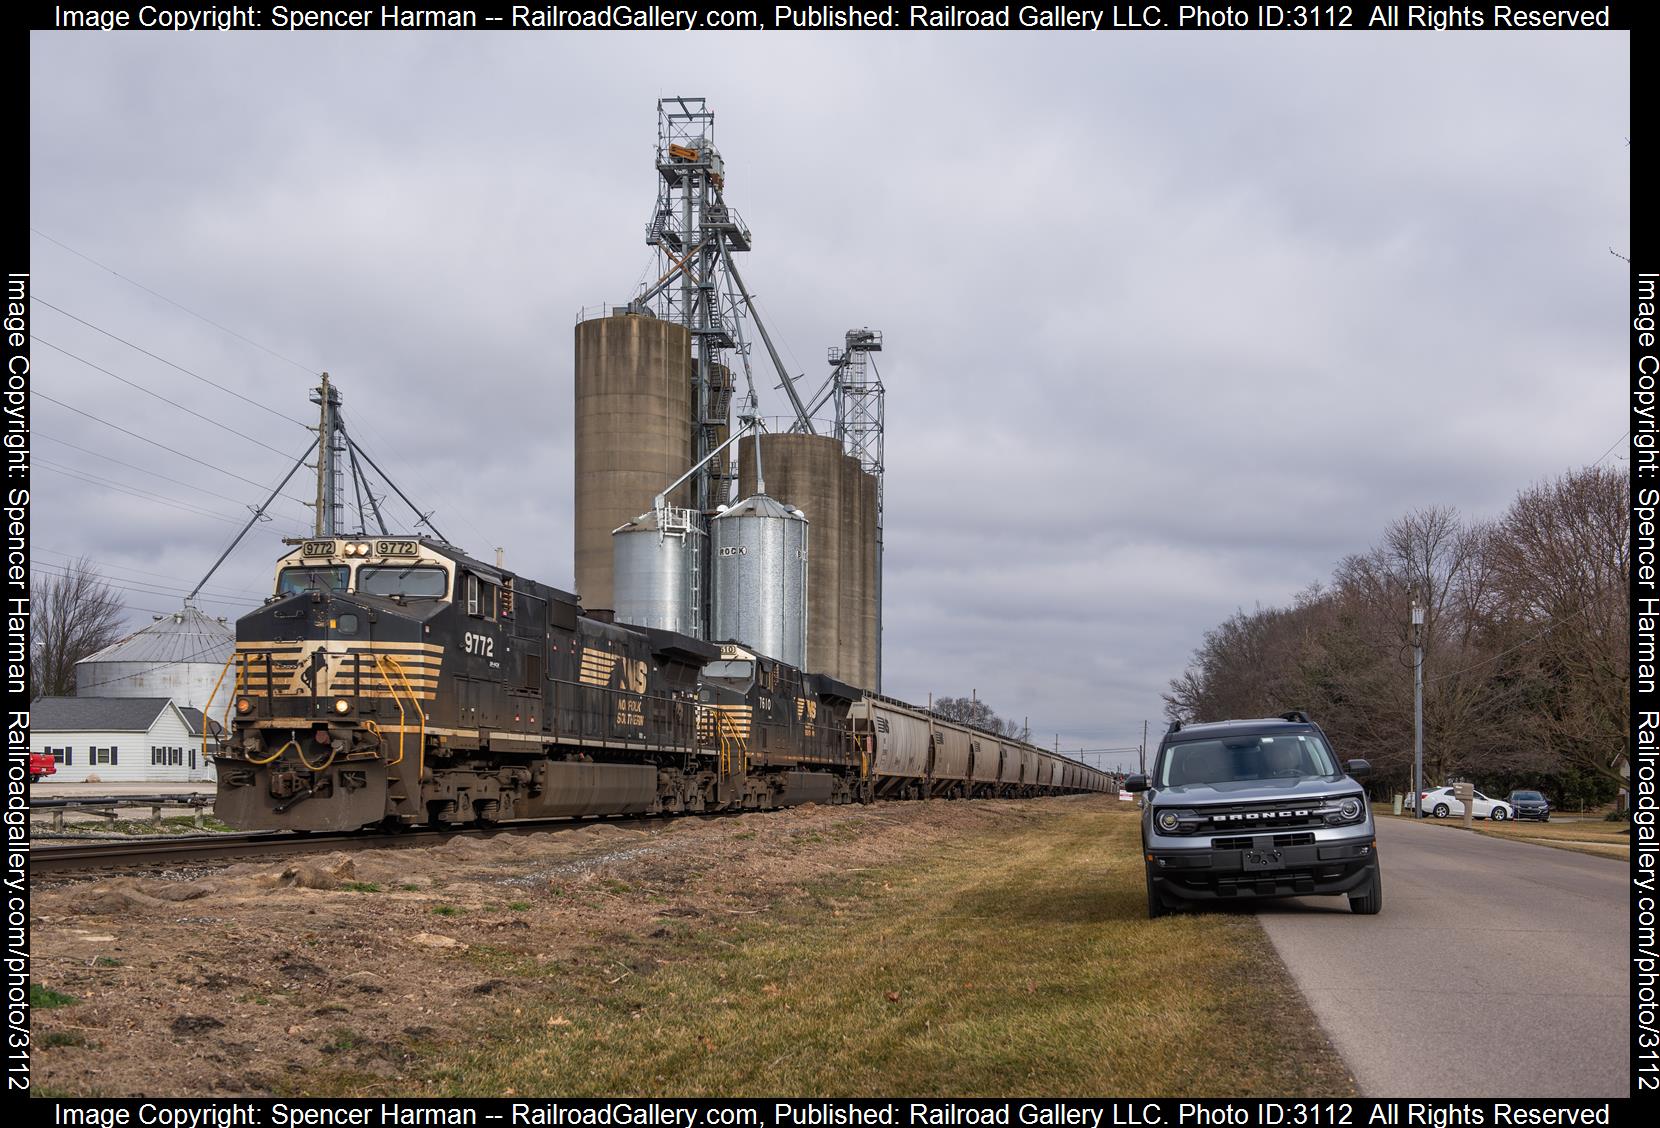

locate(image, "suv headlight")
(1154, 809), (1196, 835)
(1325, 795), (1366, 825)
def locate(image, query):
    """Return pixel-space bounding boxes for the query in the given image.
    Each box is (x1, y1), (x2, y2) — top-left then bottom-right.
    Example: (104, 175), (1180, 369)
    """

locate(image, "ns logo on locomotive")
(210, 536), (1112, 832)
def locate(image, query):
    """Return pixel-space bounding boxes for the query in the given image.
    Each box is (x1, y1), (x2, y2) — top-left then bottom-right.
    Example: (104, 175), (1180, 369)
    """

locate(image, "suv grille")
(1211, 832), (1316, 850)
(1189, 798), (1346, 832)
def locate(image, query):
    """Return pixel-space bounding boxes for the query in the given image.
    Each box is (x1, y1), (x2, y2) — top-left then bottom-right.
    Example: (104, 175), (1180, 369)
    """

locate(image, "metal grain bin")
(574, 310), (693, 611)
(612, 506), (705, 637)
(75, 605), (235, 709)
(710, 494), (808, 668)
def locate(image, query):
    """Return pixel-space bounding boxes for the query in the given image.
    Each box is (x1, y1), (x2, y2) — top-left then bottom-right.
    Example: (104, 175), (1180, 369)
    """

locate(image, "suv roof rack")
(1278, 709), (1310, 724)
(1166, 719), (1183, 734)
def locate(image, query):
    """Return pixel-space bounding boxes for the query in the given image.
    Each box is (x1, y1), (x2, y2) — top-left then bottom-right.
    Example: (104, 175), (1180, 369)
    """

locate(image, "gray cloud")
(28, 30), (1629, 765)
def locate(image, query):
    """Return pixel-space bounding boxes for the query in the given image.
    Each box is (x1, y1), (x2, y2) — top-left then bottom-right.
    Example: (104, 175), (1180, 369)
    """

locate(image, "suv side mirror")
(1123, 774), (1149, 792)
(1344, 758), (1371, 778)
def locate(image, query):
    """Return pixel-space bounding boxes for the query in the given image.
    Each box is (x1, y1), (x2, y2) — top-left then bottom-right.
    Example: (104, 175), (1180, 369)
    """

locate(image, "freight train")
(210, 535), (1114, 832)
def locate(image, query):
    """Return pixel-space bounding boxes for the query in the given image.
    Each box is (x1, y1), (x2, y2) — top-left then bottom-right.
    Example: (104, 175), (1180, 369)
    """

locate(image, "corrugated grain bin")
(75, 605), (235, 709)
(612, 506), (705, 637)
(710, 494), (808, 669)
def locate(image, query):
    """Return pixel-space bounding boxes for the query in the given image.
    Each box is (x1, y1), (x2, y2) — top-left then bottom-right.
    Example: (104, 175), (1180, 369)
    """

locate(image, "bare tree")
(30, 558), (126, 699)
(933, 695), (1027, 738)
(1485, 466), (1629, 790)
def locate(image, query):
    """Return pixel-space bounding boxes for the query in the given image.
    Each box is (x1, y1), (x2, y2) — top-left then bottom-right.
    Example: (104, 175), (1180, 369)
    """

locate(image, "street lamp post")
(1412, 600), (1425, 818)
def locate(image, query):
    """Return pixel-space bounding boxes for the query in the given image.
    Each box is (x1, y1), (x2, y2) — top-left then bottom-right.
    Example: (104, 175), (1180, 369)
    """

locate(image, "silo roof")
(79, 604), (235, 666)
(715, 494), (807, 521)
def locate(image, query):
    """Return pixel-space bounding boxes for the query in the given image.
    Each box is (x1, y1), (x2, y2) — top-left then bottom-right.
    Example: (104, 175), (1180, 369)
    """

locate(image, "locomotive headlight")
(235, 697), (253, 715)
(356, 542), (371, 556)
(333, 698), (352, 714)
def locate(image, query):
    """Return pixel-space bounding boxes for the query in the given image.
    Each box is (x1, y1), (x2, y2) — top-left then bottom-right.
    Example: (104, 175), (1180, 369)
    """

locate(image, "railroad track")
(30, 811), (706, 874)
(31, 829), (431, 873)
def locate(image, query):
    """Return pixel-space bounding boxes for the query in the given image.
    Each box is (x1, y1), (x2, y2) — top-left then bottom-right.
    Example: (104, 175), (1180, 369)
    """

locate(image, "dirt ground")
(29, 797), (1083, 1097)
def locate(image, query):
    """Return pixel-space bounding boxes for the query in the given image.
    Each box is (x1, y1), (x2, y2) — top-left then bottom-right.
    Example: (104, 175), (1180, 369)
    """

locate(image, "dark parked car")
(1506, 790), (1550, 821)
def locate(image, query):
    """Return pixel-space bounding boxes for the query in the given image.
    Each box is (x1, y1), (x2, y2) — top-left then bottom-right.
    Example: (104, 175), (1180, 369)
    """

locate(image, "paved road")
(1254, 817), (1628, 1097)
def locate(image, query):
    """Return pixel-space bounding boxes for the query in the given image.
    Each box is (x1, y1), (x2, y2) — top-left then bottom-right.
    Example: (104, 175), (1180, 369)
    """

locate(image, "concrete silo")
(75, 605), (235, 709)
(838, 452), (879, 691)
(573, 309), (693, 612)
(738, 433), (878, 688)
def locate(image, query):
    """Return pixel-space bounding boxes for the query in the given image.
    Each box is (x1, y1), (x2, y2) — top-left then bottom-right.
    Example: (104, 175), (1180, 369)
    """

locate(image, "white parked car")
(1417, 786), (1512, 821)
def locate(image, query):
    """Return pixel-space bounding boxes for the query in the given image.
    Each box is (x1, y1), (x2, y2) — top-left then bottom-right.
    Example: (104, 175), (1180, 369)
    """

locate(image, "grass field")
(1469, 817), (1631, 860)
(1381, 811), (1630, 860)
(312, 800), (1355, 1097)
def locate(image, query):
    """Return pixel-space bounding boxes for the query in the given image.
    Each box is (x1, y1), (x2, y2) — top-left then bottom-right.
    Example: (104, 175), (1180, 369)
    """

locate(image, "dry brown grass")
(342, 801), (1355, 1097)
(1469, 818), (1630, 859)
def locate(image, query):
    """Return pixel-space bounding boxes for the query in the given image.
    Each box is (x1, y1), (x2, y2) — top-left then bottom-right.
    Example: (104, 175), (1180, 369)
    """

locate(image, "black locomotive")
(211, 535), (1110, 832)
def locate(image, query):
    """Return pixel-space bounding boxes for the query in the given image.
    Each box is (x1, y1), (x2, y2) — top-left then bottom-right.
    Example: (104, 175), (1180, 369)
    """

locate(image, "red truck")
(29, 753), (56, 783)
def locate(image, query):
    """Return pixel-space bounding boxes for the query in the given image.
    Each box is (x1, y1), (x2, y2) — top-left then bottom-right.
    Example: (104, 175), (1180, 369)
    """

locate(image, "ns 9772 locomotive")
(210, 536), (1112, 832)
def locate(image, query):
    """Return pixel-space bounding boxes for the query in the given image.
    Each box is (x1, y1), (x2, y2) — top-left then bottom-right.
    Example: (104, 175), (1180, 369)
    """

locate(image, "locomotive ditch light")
(334, 698), (352, 714)
(235, 697), (253, 715)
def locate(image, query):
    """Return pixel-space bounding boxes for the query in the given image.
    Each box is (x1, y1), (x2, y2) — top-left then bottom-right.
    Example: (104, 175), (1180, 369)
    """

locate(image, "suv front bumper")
(1147, 834), (1377, 902)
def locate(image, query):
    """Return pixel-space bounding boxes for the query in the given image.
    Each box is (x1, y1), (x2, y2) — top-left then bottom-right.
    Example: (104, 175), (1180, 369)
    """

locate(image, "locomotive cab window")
(702, 660), (754, 686)
(277, 565), (349, 596)
(358, 565), (447, 600)
(465, 574), (499, 619)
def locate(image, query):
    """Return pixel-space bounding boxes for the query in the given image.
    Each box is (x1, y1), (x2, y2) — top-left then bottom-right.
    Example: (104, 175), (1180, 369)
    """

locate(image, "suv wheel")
(1146, 869), (1168, 920)
(1349, 869), (1383, 915)
(1432, 803), (1450, 818)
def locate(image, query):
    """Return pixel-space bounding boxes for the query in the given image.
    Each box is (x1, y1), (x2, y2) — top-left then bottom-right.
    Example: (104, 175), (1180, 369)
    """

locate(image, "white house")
(30, 697), (218, 784)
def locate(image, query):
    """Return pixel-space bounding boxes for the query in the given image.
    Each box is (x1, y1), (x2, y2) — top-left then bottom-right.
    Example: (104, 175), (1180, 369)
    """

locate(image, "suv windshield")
(1158, 732), (1338, 787)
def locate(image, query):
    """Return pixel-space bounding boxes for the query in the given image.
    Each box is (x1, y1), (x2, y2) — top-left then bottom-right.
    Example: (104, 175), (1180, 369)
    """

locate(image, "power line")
(35, 297), (310, 428)
(1425, 602), (1591, 685)
(342, 412), (487, 549)
(33, 546), (267, 602)
(30, 227), (319, 375)
(1592, 432), (1628, 466)
(31, 560), (250, 610)
(35, 462), (245, 525)
(37, 432), (265, 508)
(37, 336), (300, 459)
(32, 391), (315, 506)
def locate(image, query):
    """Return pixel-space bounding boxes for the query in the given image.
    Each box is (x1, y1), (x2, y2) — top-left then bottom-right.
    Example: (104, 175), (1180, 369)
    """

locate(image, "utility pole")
(310, 372), (342, 536)
(1412, 599), (1425, 818)
(1140, 719), (1148, 776)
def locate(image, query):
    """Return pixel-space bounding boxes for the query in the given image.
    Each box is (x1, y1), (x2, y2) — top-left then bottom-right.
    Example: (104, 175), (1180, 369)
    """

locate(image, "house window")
(48, 746), (72, 765)
(152, 747), (166, 766)
(91, 747), (118, 766)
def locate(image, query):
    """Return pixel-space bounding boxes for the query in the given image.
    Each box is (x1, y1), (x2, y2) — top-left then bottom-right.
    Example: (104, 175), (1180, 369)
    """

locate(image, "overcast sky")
(28, 29), (1629, 768)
